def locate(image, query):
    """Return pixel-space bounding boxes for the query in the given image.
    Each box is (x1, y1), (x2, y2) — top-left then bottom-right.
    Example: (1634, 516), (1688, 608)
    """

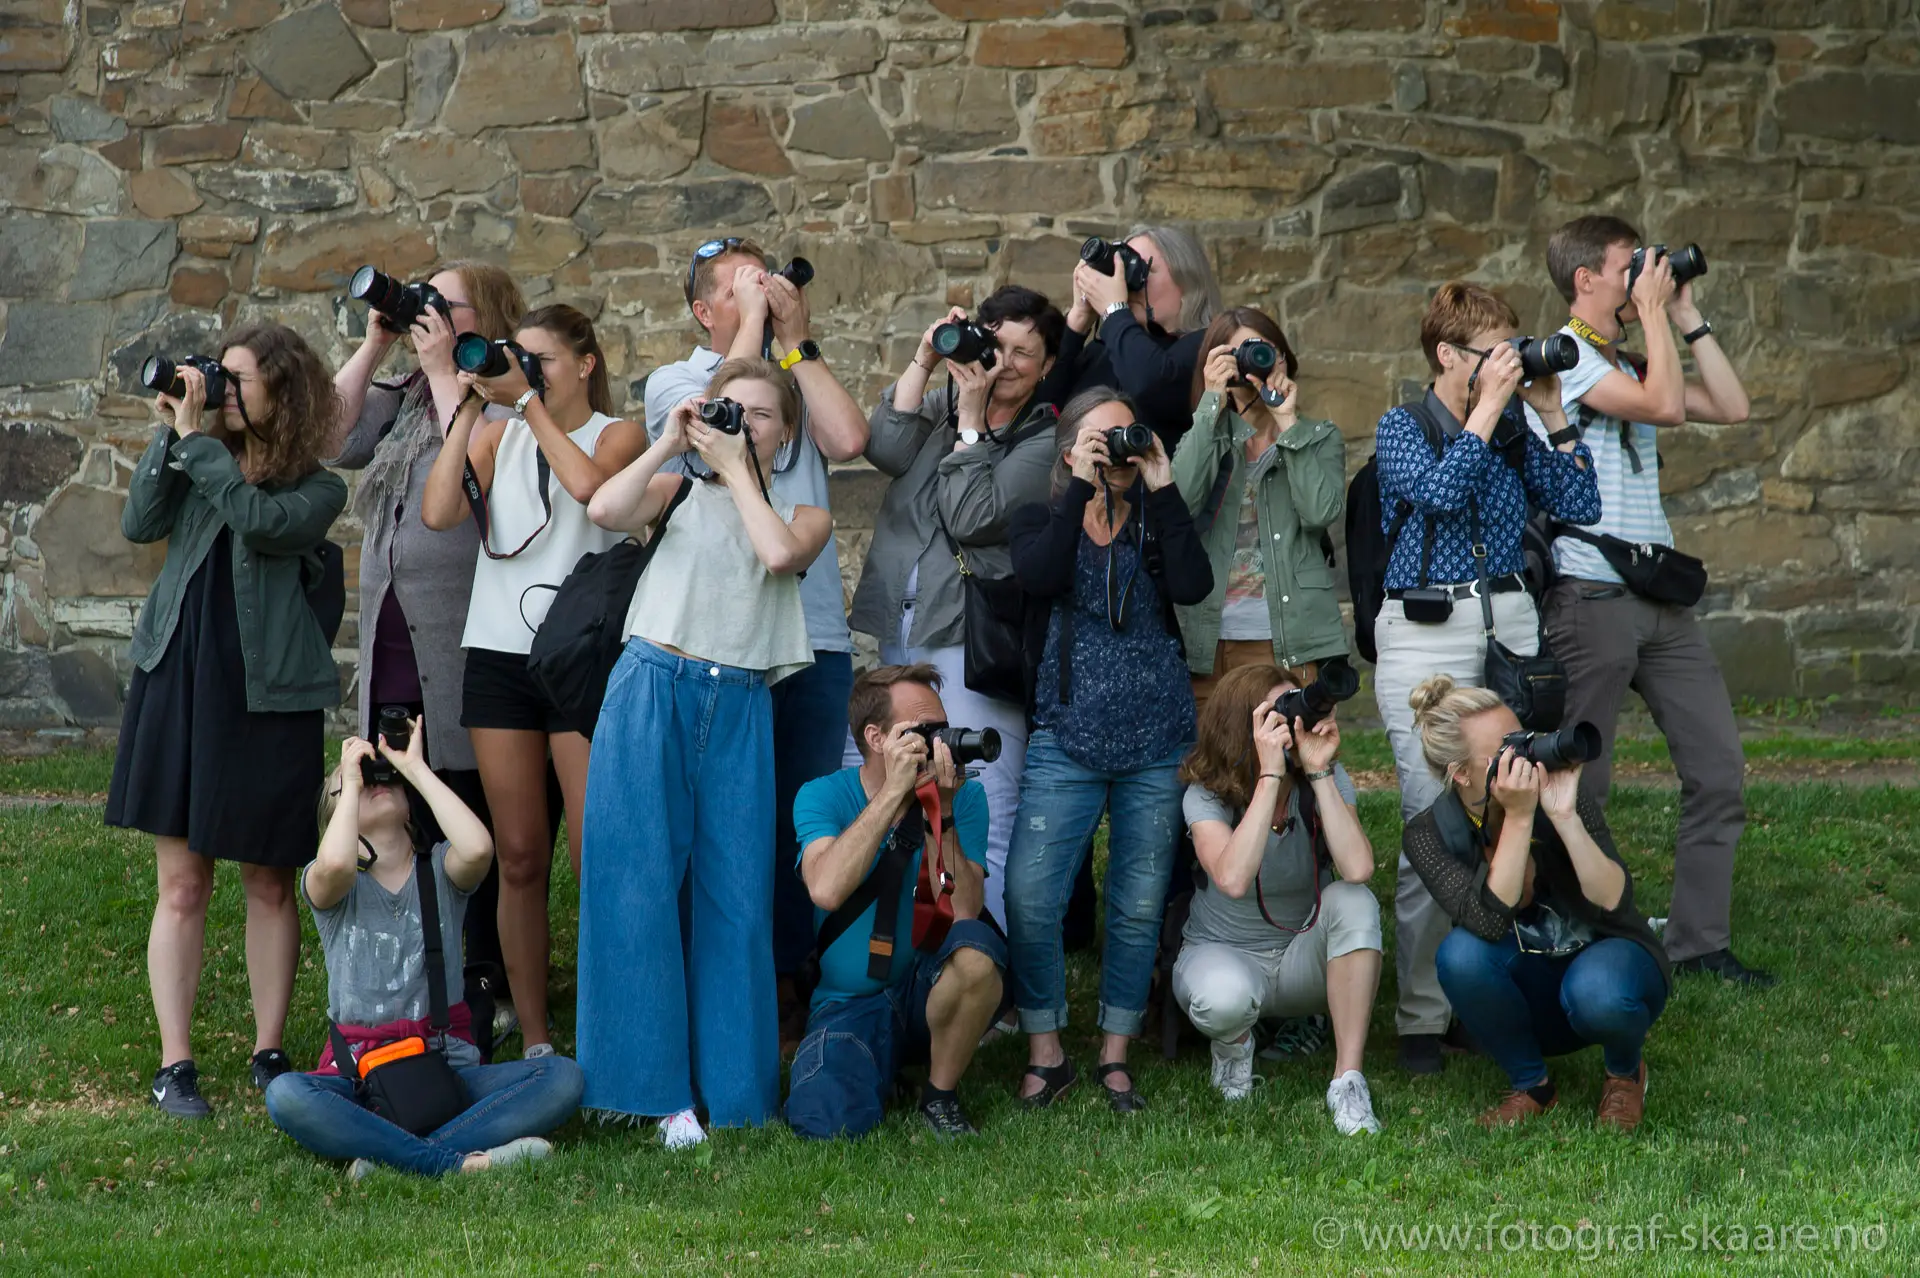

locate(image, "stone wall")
(3, 0), (1918, 730)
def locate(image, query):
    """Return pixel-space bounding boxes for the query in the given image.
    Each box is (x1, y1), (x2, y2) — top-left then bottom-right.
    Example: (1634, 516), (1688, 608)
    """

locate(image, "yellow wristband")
(779, 347), (805, 371)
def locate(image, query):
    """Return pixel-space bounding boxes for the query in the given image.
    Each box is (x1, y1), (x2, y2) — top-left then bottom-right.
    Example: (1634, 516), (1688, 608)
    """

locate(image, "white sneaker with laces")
(1210, 1036), (1257, 1101)
(659, 1108), (707, 1150)
(1326, 1069), (1381, 1135)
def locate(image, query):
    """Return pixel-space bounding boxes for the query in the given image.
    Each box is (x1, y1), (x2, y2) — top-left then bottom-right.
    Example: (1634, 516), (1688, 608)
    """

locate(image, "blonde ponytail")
(1410, 675), (1506, 780)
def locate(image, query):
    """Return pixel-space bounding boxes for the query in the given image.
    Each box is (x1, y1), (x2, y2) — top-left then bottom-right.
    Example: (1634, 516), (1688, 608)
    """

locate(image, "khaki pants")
(1544, 579), (1745, 963)
(1372, 592), (1541, 1036)
(1191, 639), (1326, 717)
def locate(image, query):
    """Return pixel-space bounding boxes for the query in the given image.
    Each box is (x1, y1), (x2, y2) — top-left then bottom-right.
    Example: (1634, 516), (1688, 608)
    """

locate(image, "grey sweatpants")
(1544, 579), (1745, 963)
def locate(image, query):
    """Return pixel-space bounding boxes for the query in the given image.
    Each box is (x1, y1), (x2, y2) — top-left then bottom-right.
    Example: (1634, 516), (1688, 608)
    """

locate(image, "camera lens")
(1103, 423), (1154, 463)
(940, 727), (1002, 766)
(777, 257), (813, 289)
(1271, 658), (1360, 734)
(1669, 243), (1708, 285)
(453, 333), (509, 377)
(697, 398), (745, 433)
(1515, 334), (1580, 379)
(1079, 237), (1115, 274)
(377, 705), (411, 752)
(1235, 339), (1279, 379)
(1505, 722), (1601, 770)
(140, 355), (182, 396)
(931, 320), (997, 369)
(349, 265), (391, 305)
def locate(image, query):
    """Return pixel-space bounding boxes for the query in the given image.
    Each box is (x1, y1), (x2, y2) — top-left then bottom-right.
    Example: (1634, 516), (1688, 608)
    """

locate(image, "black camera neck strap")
(1253, 766), (1328, 934)
(463, 441), (553, 562)
(327, 848), (451, 1078)
(813, 802), (926, 983)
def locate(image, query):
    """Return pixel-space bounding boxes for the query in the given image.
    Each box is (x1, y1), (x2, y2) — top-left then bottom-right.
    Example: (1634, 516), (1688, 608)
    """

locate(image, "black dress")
(106, 529), (323, 868)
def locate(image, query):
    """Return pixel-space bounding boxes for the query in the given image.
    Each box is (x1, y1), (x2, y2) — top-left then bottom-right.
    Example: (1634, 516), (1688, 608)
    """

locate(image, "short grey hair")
(1126, 224), (1222, 334)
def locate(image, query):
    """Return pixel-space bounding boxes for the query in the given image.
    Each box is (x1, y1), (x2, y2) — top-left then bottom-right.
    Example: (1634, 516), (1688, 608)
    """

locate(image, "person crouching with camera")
(580, 359), (826, 1148)
(1401, 676), (1669, 1132)
(1002, 388), (1213, 1113)
(265, 721), (583, 1177)
(1372, 282), (1601, 1077)
(786, 665), (1006, 1140)
(1173, 665), (1382, 1133)
(108, 323), (347, 1117)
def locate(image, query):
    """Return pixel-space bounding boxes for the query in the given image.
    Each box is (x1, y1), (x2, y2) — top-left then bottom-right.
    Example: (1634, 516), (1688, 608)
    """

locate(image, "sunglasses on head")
(685, 238), (746, 307)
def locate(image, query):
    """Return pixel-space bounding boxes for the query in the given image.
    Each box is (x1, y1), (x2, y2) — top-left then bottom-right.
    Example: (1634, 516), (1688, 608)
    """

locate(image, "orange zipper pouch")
(356, 1036), (428, 1078)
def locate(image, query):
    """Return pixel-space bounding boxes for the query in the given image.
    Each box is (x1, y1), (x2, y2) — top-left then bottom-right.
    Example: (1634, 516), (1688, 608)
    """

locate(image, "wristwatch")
(512, 387), (540, 416)
(1546, 424), (1581, 447)
(958, 428), (982, 447)
(1303, 767), (1337, 783)
(779, 339), (821, 371)
(1103, 301), (1129, 318)
(1682, 320), (1714, 346)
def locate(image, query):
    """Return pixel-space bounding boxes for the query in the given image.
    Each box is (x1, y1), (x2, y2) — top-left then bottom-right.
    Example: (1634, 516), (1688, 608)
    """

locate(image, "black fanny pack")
(1553, 525), (1706, 608)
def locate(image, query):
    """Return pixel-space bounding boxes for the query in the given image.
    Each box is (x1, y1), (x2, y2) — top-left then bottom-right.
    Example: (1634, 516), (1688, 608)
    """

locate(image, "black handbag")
(525, 479), (694, 736)
(1472, 501), (1566, 732)
(327, 852), (468, 1137)
(934, 507), (1029, 706)
(1552, 524), (1706, 607)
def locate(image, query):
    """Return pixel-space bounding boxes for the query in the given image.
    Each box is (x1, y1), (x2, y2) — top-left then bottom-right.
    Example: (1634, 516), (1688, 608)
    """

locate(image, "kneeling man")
(787, 664), (1006, 1139)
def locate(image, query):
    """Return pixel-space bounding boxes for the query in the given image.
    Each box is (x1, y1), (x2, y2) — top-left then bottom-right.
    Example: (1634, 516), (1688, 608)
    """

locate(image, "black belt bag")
(1391, 574), (1524, 624)
(1553, 525), (1706, 608)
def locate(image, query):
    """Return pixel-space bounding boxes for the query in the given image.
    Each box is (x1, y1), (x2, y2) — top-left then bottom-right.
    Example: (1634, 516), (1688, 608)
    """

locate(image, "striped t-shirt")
(1547, 327), (1673, 585)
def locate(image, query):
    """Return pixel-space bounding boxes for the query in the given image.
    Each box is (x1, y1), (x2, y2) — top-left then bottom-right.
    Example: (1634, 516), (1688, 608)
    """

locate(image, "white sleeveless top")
(461, 411), (626, 655)
(623, 478), (814, 684)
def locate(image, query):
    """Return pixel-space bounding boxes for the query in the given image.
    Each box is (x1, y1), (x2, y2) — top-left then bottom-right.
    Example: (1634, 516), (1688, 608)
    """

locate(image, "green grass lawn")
(2, 759), (1917, 1273)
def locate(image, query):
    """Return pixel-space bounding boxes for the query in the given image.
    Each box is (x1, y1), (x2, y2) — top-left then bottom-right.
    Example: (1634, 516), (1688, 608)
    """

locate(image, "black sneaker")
(151, 1060), (212, 1119)
(250, 1049), (293, 1090)
(1399, 1033), (1444, 1075)
(1675, 948), (1777, 988)
(918, 1094), (978, 1140)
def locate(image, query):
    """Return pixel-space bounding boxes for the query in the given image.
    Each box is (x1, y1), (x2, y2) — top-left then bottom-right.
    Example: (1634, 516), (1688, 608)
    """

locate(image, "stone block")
(1795, 207), (1920, 260)
(1332, 110), (1525, 157)
(976, 21), (1128, 69)
(1791, 608), (1912, 655)
(597, 94), (703, 181)
(194, 167), (359, 212)
(1536, 139), (1641, 202)
(573, 180), (778, 237)
(341, 0), (390, 23)
(1590, 0), (1708, 39)
(170, 265), (229, 309)
(1283, 284), (1426, 357)
(152, 123), (247, 165)
(442, 31), (585, 133)
(1422, 69), (1554, 123)
(508, 216), (587, 275)
(1808, 352), (1906, 409)
(50, 648), (121, 726)
(587, 28), (882, 94)
(1780, 275), (1920, 344)
(0, 421), (83, 504)
(49, 95), (127, 143)
(1670, 509), (1837, 575)
(1714, 0), (1891, 27)
(1139, 141), (1336, 219)
(38, 486), (168, 596)
(0, 20), (72, 71)
(930, 0), (1058, 14)
(504, 126), (598, 172)
(870, 173), (913, 223)
(1856, 513), (1920, 573)
(917, 157), (1102, 215)
(609, 0), (775, 30)
(705, 99), (793, 176)
(1570, 45), (1673, 134)
(904, 68), (1018, 151)
(521, 170), (600, 218)
(243, 124), (353, 170)
(381, 134), (511, 197)
(1699, 615), (1795, 701)
(0, 144), (124, 216)
(257, 214), (436, 291)
(1207, 62), (1393, 112)
(246, 2), (375, 101)
(1441, 0), (1561, 42)
(1777, 71), (1920, 145)
(391, 0), (502, 30)
(788, 94), (892, 162)
(129, 168), (203, 218)
(0, 214), (82, 297)
(1318, 164), (1421, 235)
(1292, 0), (1424, 31)
(1421, 160), (1498, 224)
(70, 219), (178, 300)
(405, 34), (456, 129)
(229, 73), (302, 121)
(0, 302), (109, 385)
(178, 214), (259, 242)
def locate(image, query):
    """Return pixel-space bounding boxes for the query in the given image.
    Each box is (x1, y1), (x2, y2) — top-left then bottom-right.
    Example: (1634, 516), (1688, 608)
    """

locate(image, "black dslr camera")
(140, 354), (231, 406)
(1234, 338), (1281, 382)
(1510, 334), (1579, 380)
(1273, 658), (1360, 735)
(1627, 243), (1708, 294)
(773, 256), (813, 289)
(360, 705), (413, 787)
(1103, 422), (1154, 464)
(931, 318), (997, 371)
(1501, 722), (1601, 771)
(350, 265), (452, 334)
(907, 722), (1002, 766)
(1080, 237), (1151, 293)
(697, 397), (747, 434)
(453, 334), (546, 392)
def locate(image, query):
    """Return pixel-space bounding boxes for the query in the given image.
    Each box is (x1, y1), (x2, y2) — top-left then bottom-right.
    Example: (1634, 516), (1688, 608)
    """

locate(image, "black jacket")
(1038, 315), (1206, 453)
(1402, 789), (1672, 991)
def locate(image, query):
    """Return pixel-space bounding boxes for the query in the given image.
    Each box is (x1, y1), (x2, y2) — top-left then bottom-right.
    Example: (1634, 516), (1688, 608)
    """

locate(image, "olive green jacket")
(1171, 391), (1350, 672)
(123, 426), (347, 713)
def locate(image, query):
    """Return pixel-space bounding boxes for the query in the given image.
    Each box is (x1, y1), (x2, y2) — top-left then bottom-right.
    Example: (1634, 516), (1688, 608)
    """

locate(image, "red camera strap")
(910, 776), (956, 954)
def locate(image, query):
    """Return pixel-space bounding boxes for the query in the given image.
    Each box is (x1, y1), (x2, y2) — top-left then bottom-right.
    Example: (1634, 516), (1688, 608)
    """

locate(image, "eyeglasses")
(684, 238), (745, 306)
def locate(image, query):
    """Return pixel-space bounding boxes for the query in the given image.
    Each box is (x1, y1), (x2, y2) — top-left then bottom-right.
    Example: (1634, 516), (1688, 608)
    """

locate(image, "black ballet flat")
(1096, 1061), (1147, 1114)
(1019, 1059), (1078, 1110)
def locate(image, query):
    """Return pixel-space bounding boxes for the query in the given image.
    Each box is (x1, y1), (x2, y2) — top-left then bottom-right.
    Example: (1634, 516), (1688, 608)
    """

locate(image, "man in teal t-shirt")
(787, 665), (1007, 1140)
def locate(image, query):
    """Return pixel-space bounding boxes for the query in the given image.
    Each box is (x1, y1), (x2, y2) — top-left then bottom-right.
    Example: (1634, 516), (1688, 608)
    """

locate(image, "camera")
(930, 318), (998, 371)
(360, 705), (413, 786)
(773, 257), (813, 289)
(1272, 658), (1360, 735)
(1501, 722), (1601, 771)
(350, 265), (452, 334)
(1626, 243), (1708, 294)
(140, 354), (230, 407)
(697, 397), (746, 434)
(1510, 334), (1579, 380)
(1103, 422), (1154, 464)
(452, 334), (546, 392)
(1079, 237), (1151, 294)
(1234, 338), (1280, 383)
(906, 722), (1002, 766)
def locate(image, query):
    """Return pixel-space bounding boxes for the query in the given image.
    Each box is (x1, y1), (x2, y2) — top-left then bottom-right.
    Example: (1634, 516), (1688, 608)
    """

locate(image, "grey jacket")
(848, 384), (1057, 652)
(331, 376), (480, 773)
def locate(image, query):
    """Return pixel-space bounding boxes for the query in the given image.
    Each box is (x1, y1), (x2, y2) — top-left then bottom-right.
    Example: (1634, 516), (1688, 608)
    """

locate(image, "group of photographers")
(106, 212), (1766, 1175)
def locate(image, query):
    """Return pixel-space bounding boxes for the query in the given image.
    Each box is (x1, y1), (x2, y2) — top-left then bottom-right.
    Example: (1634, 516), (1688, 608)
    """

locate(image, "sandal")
(1096, 1061), (1148, 1114)
(1019, 1059), (1078, 1110)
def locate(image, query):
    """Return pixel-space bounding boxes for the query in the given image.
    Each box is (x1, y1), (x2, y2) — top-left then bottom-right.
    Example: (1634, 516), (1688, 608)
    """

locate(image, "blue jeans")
(1003, 731), (1186, 1037)
(1436, 929), (1669, 1090)
(771, 651), (855, 976)
(786, 920), (1007, 1141)
(264, 1056), (584, 1177)
(577, 639), (779, 1126)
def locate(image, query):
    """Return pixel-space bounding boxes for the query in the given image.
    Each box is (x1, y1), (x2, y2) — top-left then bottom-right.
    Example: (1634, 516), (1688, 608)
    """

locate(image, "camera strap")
(1253, 767), (1328, 934)
(463, 434), (553, 561)
(326, 847), (451, 1077)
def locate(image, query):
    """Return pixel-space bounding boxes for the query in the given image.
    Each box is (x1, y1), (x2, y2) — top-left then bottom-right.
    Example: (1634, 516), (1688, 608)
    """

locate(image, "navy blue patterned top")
(1375, 397), (1600, 590)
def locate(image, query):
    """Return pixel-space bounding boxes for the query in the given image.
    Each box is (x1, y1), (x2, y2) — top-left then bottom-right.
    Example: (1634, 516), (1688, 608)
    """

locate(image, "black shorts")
(460, 647), (577, 735)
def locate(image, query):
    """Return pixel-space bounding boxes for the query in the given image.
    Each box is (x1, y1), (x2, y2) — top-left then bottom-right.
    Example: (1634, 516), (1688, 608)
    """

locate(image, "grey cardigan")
(330, 376), (480, 773)
(848, 384), (1057, 652)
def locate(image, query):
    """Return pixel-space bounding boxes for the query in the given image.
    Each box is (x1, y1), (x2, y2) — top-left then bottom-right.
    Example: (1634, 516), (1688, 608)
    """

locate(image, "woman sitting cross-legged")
(1172, 664), (1383, 1134)
(264, 727), (584, 1178)
(1402, 675), (1670, 1132)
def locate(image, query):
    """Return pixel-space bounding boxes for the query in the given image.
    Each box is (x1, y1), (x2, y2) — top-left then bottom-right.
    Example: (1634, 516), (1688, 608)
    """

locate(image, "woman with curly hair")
(108, 322), (348, 1119)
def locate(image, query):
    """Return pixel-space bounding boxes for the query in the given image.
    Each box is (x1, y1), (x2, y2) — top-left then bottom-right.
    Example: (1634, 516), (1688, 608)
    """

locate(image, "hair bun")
(1409, 674), (1458, 724)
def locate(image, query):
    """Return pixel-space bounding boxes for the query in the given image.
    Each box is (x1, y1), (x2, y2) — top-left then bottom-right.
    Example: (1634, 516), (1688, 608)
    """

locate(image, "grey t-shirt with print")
(305, 842), (472, 1032)
(1182, 764), (1359, 953)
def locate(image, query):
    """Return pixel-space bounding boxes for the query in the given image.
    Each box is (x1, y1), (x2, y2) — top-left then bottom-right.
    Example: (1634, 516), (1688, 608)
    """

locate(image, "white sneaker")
(1326, 1070), (1381, 1135)
(346, 1158), (376, 1181)
(658, 1108), (707, 1150)
(522, 1042), (556, 1060)
(1210, 1036), (1257, 1101)
(481, 1136), (552, 1168)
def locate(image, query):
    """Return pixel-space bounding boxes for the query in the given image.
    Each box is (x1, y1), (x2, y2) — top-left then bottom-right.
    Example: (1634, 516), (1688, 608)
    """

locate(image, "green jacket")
(124, 426), (347, 713)
(1171, 391), (1349, 673)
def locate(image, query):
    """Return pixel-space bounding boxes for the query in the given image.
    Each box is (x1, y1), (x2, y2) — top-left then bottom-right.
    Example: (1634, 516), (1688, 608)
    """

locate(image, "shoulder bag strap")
(1469, 496), (1497, 639)
(859, 805), (924, 981)
(328, 1022), (362, 1084)
(414, 850), (451, 1037)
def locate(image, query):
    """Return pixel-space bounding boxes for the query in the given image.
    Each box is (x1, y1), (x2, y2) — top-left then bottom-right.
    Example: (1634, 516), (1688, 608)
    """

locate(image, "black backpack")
(1345, 398), (1548, 664)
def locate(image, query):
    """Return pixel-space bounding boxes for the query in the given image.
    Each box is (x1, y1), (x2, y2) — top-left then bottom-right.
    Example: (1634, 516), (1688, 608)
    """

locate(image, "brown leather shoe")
(1477, 1087), (1556, 1129)
(1596, 1062), (1648, 1133)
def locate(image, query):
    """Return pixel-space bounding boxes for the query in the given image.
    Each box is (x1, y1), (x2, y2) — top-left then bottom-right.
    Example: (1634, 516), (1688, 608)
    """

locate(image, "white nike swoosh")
(152, 1085), (167, 1102)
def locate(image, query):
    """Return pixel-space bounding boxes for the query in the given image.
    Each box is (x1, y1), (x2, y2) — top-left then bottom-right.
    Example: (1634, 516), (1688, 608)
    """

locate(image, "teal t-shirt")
(793, 766), (989, 1009)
